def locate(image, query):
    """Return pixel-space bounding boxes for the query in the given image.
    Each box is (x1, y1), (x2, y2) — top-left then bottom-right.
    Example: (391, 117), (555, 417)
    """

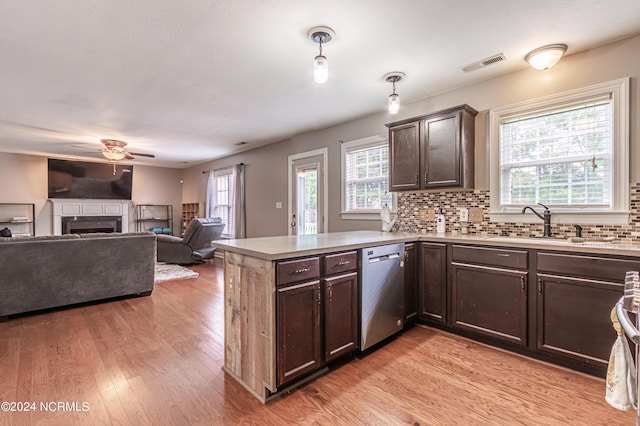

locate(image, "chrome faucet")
(521, 203), (552, 237)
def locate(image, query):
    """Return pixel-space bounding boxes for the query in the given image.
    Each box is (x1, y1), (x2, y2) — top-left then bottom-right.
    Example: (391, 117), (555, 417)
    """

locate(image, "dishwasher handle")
(367, 252), (401, 264)
(616, 296), (640, 344)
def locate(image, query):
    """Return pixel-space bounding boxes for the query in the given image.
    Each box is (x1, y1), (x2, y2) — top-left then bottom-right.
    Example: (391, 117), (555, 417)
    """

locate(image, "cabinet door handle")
(424, 172), (428, 185)
(294, 267), (310, 274)
(328, 287), (333, 302)
(336, 261), (351, 266)
(537, 279), (542, 295)
(415, 174), (419, 185)
(520, 276), (526, 292)
(316, 288), (321, 304)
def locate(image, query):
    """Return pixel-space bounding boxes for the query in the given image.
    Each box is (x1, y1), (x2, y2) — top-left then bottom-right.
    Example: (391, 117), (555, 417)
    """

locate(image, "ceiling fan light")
(102, 148), (126, 161)
(313, 55), (328, 84)
(388, 93), (400, 114)
(525, 44), (567, 70)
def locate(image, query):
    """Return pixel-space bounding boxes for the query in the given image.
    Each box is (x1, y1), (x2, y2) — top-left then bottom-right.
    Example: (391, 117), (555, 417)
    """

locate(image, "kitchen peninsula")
(213, 231), (640, 402)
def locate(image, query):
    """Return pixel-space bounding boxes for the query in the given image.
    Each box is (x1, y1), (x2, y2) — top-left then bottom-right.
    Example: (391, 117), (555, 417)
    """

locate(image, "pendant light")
(525, 44), (567, 70)
(384, 72), (405, 114)
(308, 26), (335, 84)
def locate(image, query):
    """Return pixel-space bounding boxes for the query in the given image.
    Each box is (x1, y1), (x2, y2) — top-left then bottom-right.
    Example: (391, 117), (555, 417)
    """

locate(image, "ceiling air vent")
(461, 53), (507, 73)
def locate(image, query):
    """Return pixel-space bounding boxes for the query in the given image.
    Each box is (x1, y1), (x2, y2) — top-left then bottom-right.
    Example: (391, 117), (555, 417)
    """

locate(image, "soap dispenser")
(436, 208), (446, 234)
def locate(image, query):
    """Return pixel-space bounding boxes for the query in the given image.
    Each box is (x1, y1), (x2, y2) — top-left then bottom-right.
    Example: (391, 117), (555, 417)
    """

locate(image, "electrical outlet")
(469, 207), (483, 222)
(419, 208), (427, 222)
(427, 209), (436, 222)
(459, 208), (469, 222)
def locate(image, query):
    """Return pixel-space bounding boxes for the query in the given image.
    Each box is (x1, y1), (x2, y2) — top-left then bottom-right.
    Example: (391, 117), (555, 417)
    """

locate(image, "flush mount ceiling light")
(384, 72), (405, 114)
(308, 26), (335, 84)
(525, 44), (567, 70)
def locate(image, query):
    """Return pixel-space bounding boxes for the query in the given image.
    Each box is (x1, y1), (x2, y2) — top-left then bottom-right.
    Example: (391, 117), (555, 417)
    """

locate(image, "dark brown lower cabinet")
(277, 280), (322, 385)
(324, 272), (358, 362)
(277, 253), (358, 387)
(535, 252), (634, 371)
(419, 242), (447, 325)
(449, 244), (528, 346)
(451, 263), (528, 346)
(404, 243), (418, 323)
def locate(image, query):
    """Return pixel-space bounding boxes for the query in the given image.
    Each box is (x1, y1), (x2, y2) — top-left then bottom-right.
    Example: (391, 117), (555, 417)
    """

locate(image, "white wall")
(0, 153), (49, 235)
(183, 34), (640, 238)
(131, 166), (184, 233)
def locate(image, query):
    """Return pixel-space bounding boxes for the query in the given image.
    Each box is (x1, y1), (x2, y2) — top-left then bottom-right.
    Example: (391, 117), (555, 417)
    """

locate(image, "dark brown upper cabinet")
(387, 104), (477, 191)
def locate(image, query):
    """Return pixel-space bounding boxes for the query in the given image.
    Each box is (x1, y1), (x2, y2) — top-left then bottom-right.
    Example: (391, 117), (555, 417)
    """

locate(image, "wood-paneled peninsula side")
(212, 231), (640, 402)
(212, 231), (418, 402)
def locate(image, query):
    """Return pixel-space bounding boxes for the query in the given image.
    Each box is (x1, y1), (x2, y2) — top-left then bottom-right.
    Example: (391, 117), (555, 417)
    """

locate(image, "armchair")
(156, 218), (225, 264)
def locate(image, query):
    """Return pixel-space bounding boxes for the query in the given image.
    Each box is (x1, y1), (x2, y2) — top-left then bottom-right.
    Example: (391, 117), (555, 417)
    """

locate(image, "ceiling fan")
(100, 139), (155, 162)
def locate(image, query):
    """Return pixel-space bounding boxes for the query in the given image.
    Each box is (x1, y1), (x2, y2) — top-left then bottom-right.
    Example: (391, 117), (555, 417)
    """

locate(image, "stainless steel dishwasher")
(359, 242), (405, 350)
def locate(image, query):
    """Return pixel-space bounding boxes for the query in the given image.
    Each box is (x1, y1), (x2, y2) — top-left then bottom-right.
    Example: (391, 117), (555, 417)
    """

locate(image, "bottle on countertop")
(436, 208), (446, 234)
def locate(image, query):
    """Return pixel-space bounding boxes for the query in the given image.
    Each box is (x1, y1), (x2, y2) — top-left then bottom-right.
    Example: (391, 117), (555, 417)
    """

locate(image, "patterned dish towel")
(606, 306), (637, 411)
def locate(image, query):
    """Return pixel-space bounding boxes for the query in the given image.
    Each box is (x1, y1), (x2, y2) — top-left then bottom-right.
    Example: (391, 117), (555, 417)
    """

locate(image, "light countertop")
(212, 230), (640, 260)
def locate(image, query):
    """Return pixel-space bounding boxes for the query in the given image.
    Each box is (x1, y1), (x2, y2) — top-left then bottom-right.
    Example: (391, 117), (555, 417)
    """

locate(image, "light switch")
(275, 202), (282, 209)
(427, 209), (436, 222)
(419, 208), (427, 222)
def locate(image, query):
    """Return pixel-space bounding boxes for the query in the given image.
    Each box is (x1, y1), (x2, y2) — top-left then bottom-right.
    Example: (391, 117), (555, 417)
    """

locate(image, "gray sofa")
(0, 232), (156, 319)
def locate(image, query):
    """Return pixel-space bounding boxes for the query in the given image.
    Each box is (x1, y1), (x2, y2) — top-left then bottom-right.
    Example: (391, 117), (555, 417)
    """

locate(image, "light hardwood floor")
(0, 260), (634, 425)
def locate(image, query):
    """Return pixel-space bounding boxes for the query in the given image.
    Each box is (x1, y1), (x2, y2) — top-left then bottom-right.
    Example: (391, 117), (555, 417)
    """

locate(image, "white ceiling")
(1, 0), (640, 168)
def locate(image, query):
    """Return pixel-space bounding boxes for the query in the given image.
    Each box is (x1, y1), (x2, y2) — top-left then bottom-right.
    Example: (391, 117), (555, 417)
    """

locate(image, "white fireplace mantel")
(49, 199), (130, 235)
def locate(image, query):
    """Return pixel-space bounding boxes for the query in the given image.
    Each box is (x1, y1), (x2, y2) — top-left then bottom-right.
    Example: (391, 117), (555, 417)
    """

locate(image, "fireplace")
(62, 216), (122, 234)
(49, 199), (130, 235)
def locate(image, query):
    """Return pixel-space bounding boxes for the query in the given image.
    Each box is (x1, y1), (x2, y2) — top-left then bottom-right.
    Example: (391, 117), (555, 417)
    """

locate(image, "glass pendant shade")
(388, 93), (400, 114)
(102, 148), (126, 161)
(313, 55), (328, 84)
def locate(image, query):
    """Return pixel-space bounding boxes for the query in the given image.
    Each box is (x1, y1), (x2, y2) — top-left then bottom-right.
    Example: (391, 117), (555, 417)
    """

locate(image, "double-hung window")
(210, 168), (235, 237)
(489, 78), (629, 224)
(341, 136), (395, 219)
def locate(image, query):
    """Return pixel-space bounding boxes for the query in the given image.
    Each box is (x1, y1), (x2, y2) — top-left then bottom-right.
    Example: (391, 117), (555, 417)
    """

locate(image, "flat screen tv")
(48, 158), (133, 200)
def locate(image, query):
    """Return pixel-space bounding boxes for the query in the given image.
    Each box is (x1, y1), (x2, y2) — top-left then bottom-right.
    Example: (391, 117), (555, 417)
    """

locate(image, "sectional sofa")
(0, 232), (156, 319)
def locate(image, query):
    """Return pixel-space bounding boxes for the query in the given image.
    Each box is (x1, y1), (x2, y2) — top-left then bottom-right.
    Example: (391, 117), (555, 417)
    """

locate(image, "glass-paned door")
(290, 155), (324, 235)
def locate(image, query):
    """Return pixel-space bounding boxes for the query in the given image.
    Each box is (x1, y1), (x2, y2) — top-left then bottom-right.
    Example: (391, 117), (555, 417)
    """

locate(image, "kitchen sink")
(485, 235), (616, 246)
(486, 236), (569, 245)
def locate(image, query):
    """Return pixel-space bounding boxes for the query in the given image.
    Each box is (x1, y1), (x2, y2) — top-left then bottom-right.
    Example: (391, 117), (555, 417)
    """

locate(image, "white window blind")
(214, 169), (234, 237)
(500, 96), (613, 208)
(344, 142), (392, 211)
(489, 78), (629, 224)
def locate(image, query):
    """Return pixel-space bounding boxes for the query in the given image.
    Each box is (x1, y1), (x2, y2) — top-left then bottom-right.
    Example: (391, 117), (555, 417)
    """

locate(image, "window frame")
(488, 78), (629, 225)
(213, 167), (234, 238)
(340, 135), (396, 220)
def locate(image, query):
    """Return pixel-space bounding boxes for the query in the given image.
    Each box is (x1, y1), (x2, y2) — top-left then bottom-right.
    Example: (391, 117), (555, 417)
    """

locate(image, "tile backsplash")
(395, 183), (640, 241)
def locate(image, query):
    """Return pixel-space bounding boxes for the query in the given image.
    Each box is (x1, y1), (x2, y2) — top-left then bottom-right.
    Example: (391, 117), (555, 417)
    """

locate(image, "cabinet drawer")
(537, 252), (639, 282)
(277, 257), (320, 286)
(451, 245), (528, 269)
(323, 251), (357, 275)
